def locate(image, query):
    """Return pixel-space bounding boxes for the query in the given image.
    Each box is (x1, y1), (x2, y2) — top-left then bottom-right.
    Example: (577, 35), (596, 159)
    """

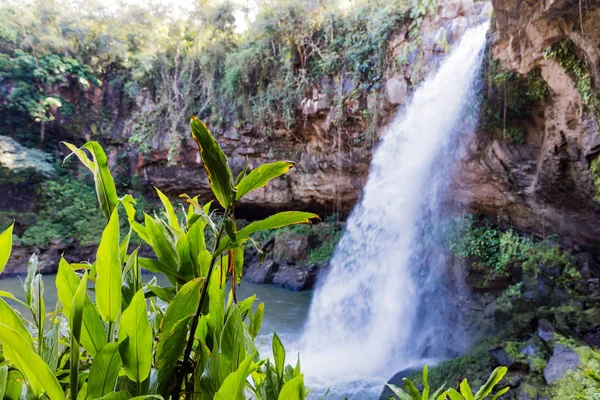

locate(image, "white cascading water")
(298, 23), (490, 396)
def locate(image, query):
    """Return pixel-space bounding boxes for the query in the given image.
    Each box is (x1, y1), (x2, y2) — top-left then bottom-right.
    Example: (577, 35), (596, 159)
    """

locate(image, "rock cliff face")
(452, 0), (600, 251)
(109, 0), (491, 217)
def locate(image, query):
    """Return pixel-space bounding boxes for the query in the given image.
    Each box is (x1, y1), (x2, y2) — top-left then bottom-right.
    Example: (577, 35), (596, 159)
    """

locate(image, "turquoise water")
(0, 273), (311, 340)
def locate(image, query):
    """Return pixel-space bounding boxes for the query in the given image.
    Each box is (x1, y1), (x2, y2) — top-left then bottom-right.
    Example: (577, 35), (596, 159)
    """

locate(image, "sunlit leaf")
(190, 117), (234, 209)
(62, 141), (118, 220)
(0, 224), (13, 275)
(235, 161), (294, 201)
(88, 343), (123, 398)
(118, 290), (152, 383)
(96, 209), (122, 323)
(277, 375), (307, 400)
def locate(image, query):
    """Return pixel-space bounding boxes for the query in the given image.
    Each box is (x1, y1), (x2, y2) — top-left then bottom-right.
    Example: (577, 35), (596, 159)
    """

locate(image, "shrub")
(0, 117), (318, 399)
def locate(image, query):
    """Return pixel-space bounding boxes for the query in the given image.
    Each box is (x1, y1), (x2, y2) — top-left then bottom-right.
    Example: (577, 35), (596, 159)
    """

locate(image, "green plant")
(387, 365), (509, 400)
(0, 117), (317, 399)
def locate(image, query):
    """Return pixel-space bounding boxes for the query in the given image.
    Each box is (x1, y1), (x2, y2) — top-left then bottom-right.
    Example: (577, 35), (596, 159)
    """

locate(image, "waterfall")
(298, 23), (490, 396)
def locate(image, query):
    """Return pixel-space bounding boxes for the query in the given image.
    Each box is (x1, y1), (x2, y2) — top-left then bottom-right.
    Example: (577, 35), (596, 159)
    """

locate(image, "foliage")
(20, 176), (107, 246)
(551, 347), (600, 400)
(449, 216), (573, 279)
(543, 39), (600, 122)
(0, 0), (417, 159)
(483, 60), (548, 144)
(387, 365), (509, 400)
(0, 117), (318, 399)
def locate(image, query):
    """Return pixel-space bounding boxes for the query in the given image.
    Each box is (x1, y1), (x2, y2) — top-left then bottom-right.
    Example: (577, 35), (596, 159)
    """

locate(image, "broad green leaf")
(160, 278), (202, 334)
(0, 290), (29, 308)
(56, 258), (107, 356)
(403, 378), (422, 400)
(0, 365), (8, 399)
(249, 302), (264, 339)
(155, 316), (191, 396)
(233, 246), (244, 284)
(474, 367), (507, 400)
(208, 265), (225, 337)
(32, 274), (45, 346)
(385, 384), (412, 400)
(121, 194), (137, 222)
(0, 298), (32, 347)
(235, 161), (294, 201)
(236, 294), (255, 318)
(138, 258), (185, 285)
(491, 387), (510, 400)
(88, 343), (123, 398)
(181, 195), (216, 232)
(422, 365), (429, 400)
(143, 215), (178, 268)
(155, 188), (181, 234)
(0, 224), (13, 274)
(190, 117), (234, 209)
(459, 379), (475, 400)
(70, 272), (87, 400)
(122, 249), (142, 310)
(145, 285), (176, 303)
(432, 383), (447, 400)
(220, 308), (245, 374)
(0, 323), (66, 400)
(3, 370), (24, 400)
(97, 392), (132, 400)
(62, 141), (118, 220)
(447, 389), (464, 400)
(214, 354), (258, 400)
(216, 212), (319, 255)
(96, 209), (122, 323)
(272, 332), (285, 380)
(42, 315), (60, 373)
(277, 375), (307, 400)
(118, 290), (152, 383)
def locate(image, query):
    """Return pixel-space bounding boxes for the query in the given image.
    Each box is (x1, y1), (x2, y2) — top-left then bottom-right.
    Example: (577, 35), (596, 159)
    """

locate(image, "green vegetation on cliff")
(0, 0), (412, 158)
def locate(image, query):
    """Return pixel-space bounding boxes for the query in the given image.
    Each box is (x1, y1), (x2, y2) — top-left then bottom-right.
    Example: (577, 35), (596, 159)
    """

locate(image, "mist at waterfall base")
(288, 23), (491, 398)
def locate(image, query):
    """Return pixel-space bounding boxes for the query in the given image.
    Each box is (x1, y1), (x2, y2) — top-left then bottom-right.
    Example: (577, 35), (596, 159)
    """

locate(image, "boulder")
(543, 344), (580, 383)
(243, 260), (279, 284)
(273, 232), (308, 264)
(537, 320), (556, 344)
(272, 263), (319, 291)
(385, 76), (409, 105)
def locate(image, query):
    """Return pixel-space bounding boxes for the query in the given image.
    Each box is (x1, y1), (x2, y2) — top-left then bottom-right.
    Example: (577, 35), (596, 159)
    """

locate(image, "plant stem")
(171, 215), (227, 399)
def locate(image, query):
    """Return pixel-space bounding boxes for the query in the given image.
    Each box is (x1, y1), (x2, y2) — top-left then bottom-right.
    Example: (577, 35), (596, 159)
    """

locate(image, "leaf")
(70, 272), (87, 400)
(220, 308), (246, 374)
(459, 379), (475, 400)
(490, 387), (509, 400)
(181, 194), (216, 232)
(249, 302), (264, 340)
(0, 365), (8, 399)
(422, 365), (429, 400)
(224, 218), (237, 242)
(42, 317), (60, 373)
(56, 258), (107, 356)
(0, 323), (66, 400)
(88, 343), (123, 398)
(155, 316), (191, 396)
(23, 253), (38, 306)
(96, 208), (122, 323)
(62, 141), (118, 220)
(122, 249), (142, 310)
(474, 367), (507, 400)
(272, 332), (286, 381)
(190, 117), (234, 209)
(160, 278), (202, 333)
(155, 188), (181, 234)
(446, 388), (464, 400)
(0, 290), (29, 308)
(0, 298), (32, 348)
(216, 212), (319, 255)
(385, 384), (412, 400)
(233, 246), (244, 284)
(235, 156), (249, 186)
(145, 284), (176, 303)
(277, 375), (307, 400)
(235, 161), (294, 201)
(0, 224), (13, 275)
(118, 290), (153, 383)
(403, 378), (422, 400)
(213, 354), (258, 400)
(4, 370), (24, 400)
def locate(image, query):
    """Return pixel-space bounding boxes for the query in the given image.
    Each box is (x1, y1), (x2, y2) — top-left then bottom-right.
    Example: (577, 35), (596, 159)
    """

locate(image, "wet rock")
(273, 232), (308, 264)
(385, 75), (409, 105)
(543, 344), (580, 383)
(272, 264), (318, 291)
(243, 260), (279, 284)
(522, 277), (553, 307)
(489, 346), (527, 370)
